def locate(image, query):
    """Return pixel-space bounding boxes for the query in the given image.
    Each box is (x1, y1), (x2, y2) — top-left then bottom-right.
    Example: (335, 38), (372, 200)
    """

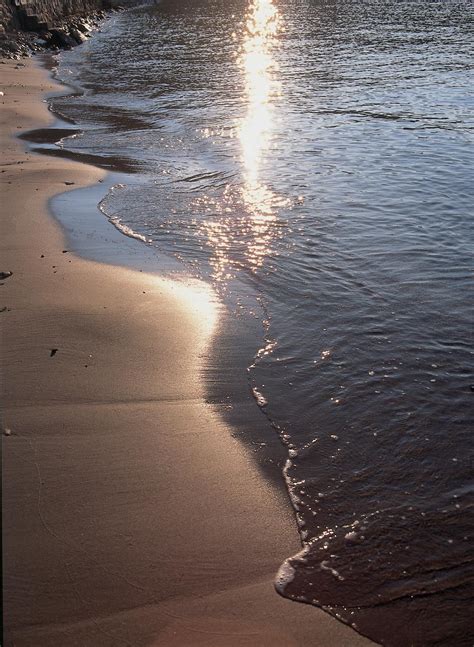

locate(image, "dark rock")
(48, 29), (77, 49)
(22, 13), (49, 32)
(76, 21), (93, 34)
(1, 39), (20, 53)
(70, 28), (87, 44)
(0, 271), (13, 280)
(37, 21), (51, 32)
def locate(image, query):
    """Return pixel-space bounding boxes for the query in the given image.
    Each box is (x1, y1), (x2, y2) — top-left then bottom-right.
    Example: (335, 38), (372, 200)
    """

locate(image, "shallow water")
(52, 1), (473, 644)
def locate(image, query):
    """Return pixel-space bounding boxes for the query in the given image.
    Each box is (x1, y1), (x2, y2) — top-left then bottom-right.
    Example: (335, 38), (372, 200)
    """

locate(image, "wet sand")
(1, 58), (375, 646)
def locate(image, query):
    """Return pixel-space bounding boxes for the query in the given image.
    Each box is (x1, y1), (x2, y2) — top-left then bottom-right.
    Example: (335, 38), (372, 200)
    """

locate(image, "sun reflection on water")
(240, 0), (280, 210)
(240, 0), (282, 270)
(199, 0), (285, 284)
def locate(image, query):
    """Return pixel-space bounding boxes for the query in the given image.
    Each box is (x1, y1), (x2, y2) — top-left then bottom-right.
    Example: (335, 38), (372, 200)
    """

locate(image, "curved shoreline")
(1, 57), (375, 646)
(23, 52), (294, 494)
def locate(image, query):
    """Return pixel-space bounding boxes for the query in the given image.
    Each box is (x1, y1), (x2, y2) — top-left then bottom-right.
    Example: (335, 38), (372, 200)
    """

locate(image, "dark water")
(52, 1), (473, 644)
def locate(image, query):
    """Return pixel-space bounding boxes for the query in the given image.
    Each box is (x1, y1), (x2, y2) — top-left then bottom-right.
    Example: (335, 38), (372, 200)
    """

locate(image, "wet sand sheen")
(1, 59), (375, 646)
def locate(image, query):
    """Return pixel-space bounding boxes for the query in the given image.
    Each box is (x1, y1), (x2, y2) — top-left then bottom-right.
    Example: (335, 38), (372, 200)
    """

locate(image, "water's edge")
(19, 49), (382, 642)
(33, 51), (293, 489)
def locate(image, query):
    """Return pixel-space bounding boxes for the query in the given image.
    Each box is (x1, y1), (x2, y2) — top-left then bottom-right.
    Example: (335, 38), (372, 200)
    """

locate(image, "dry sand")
(1, 57), (375, 647)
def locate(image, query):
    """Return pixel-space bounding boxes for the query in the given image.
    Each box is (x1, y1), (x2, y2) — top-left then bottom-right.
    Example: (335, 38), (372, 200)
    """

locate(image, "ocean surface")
(50, 1), (473, 644)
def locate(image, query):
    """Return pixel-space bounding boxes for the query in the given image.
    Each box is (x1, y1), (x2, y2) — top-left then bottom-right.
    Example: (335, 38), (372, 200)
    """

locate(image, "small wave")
(251, 386), (268, 407)
(108, 216), (150, 243)
(57, 131), (82, 149)
(99, 183), (151, 243)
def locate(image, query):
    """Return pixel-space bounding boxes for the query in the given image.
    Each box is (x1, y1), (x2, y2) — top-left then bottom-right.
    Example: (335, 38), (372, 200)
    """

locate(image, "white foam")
(98, 183), (151, 244)
(251, 386), (268, 407)
(320, 560), (345, 581)
(109, 216), (150, 243)
(275, 559), (296, 593)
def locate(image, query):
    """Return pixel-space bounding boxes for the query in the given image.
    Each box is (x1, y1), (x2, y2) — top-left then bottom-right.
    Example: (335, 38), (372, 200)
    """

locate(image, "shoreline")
(28, 52), (296, 492)
(1, 56), (375, 646)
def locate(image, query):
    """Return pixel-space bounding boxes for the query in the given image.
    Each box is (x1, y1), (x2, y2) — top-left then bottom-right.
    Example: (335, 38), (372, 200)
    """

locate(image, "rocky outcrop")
(0, 0), (128, 58)
(1, 0), (112, 33)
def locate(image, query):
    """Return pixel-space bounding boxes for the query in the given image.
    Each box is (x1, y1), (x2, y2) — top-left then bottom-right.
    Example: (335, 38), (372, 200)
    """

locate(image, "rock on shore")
(0, 5), (123, 59)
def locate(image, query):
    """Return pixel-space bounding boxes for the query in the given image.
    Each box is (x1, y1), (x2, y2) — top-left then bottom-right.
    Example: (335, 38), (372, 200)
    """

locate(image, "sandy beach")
(1, 57), (375, 646)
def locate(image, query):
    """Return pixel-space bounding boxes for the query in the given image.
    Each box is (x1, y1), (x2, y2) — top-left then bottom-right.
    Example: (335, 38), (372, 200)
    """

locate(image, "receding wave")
(98, 185), (150, 243)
